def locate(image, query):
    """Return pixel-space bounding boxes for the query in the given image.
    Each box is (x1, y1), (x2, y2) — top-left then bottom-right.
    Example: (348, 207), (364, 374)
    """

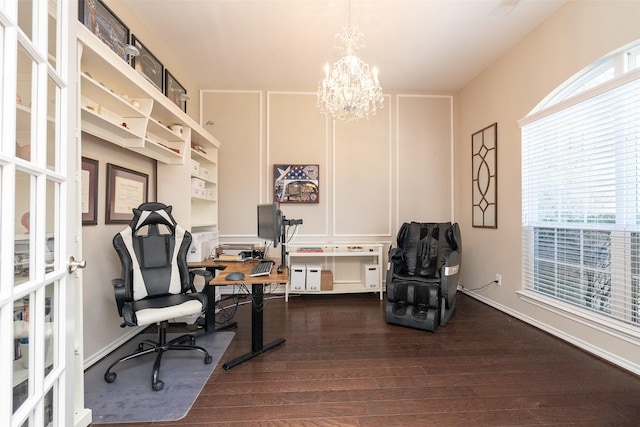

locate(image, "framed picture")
(78, 0), (130, 61)
(130, 35), (164, 91)
(106, 163), (149, 224)
(472, 123), (498, 228)
(81, 157), (99, 225)
(274, 164), (319, 203)
(165, 70), (187, 112)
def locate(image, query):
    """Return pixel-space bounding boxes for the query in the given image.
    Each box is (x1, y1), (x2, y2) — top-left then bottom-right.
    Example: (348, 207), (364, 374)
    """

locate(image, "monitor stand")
(278, 217), (303, 273)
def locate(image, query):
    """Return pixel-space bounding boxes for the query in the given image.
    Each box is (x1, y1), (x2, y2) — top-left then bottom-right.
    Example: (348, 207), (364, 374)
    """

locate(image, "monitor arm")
(278, 217), (303, 273)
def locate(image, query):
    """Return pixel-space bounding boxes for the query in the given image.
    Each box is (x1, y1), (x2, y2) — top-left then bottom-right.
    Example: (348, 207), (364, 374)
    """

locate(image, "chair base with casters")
(385, 222), (461, 332)
(104, 320), (212, 391)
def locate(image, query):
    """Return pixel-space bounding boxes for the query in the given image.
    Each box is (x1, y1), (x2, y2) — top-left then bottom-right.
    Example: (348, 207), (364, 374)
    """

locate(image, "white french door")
(1, 1), (87, 426)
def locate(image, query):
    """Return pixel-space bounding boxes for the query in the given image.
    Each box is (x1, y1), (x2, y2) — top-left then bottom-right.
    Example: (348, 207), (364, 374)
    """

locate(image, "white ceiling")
(116, 0), (566, 92)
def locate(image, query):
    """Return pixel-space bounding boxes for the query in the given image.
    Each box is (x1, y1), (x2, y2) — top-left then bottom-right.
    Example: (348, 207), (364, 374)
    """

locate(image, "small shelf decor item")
(81, 157), (99, 225)
(78, 0), (130, 61)
(274, 164), (319, 203)
(106, 163), (148, 224)
(165, 70), (187, 112)
(471, 122), (498, 228)
(130, 35), (164, 91)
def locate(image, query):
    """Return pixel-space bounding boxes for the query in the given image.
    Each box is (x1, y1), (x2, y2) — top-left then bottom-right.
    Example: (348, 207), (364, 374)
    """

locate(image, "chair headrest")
(130, 202), (177, 234)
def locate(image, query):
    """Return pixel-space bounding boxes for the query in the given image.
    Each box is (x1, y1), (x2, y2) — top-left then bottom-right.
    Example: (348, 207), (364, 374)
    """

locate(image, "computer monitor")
(257, 202), (282, 248)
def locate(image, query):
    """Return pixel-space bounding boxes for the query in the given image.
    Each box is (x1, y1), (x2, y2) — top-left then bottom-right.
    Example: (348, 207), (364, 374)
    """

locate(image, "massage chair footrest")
(385, 302), (439, 332)
(386, 280), (440, 307)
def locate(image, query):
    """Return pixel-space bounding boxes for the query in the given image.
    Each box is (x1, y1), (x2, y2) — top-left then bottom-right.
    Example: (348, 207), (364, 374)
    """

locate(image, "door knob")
(67, 256), (87, 273)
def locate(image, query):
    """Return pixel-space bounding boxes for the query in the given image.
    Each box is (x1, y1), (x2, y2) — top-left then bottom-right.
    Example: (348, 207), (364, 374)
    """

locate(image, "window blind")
(520, 70), (640, 327)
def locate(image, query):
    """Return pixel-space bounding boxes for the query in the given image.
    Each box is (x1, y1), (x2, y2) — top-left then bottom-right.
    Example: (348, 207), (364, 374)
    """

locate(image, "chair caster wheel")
(204, 355), (212, 364)
(189, 336), (196, 345)
(152, 380), (164, 391)
(104, 372), (117, 383)
(138, 343), (145, 350)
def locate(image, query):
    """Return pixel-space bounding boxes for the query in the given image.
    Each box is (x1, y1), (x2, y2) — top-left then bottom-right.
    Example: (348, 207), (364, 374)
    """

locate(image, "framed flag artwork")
(273, 164), (319, 203)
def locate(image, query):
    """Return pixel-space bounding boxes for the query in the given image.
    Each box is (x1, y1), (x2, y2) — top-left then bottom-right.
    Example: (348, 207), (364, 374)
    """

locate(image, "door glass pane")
(44, 386), (55, 426)
(17, 0), (34, 41)
(47, 77), (59, 171)
(16, 44), (33, 162)
(44, 284), (56, 372)
(13, 295), (32, 413)
(45, 178), (56, 273)
(15, 170), (32, 286)
(47, 0), (57, 68)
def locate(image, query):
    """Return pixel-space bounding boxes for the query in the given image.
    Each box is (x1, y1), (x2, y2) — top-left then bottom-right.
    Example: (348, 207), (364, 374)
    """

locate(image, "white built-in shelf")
(78, 21), (221, 230)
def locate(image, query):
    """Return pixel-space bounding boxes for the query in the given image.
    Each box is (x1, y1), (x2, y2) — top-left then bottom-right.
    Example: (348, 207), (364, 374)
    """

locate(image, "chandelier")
(317, 2), (383, 122)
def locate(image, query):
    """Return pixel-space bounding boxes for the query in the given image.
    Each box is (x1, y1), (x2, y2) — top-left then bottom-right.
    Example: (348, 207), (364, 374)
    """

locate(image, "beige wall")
(81, 134), (156, 362)
(456, 0), (640, 374)
(202, 90), (454, 260)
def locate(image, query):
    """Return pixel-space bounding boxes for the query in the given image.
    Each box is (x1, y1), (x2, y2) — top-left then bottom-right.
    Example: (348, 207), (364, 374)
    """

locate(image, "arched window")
(519, 40), (640, 333)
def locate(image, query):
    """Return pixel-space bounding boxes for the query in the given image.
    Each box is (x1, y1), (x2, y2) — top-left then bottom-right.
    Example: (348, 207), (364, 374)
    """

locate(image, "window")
(520, 41), (640, 334)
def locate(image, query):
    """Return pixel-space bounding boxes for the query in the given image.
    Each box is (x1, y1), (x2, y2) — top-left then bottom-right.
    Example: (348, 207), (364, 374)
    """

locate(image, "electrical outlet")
(495, 274), (502, 286)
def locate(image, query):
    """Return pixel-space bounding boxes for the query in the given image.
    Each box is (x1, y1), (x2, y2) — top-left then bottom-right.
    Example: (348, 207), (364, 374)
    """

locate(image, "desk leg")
(222, 283), (286, 370)
(202, 268), (237, 334)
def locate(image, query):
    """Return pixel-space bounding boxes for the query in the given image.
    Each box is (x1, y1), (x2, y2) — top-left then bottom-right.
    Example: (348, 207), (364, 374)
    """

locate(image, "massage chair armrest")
(189, 269), (213, 293)
(387, 246), (406, 269)
(439, 249), (461, 307)
(386, 246), (402, 288)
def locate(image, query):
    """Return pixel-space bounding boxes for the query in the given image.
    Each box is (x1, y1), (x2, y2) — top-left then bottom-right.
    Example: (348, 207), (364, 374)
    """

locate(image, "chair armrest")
(111, 278), (127, 316)
(440, 249), (461, 309)
(189, 269), (213, 293)
(442, 249), (460, 276)
(388, 247), (405, 266)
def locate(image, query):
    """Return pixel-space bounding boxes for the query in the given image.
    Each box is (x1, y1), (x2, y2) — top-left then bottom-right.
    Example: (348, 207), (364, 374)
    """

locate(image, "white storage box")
(305, 264), (322, 291)
(290, 264), (306, 291)
(191, 177), (205, 189)
(200, 167), (211, 180)
(362, 263), (380, 289)
(190, 159), (200, 175)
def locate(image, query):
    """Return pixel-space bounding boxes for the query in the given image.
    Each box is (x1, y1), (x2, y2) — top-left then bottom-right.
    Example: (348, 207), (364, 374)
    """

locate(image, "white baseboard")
(83, 326), (144, 370)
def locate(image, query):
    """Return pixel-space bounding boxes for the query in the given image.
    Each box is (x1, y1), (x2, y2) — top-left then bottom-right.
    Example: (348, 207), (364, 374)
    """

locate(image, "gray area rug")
(84, 331), (234, 424)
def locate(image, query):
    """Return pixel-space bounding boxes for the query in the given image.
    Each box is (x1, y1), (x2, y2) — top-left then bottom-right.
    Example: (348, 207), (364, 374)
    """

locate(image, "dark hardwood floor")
(91, 292), (640, 426)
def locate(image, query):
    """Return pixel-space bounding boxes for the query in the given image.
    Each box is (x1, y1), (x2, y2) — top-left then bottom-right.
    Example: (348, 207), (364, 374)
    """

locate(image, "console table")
(285, 244), (384, 302)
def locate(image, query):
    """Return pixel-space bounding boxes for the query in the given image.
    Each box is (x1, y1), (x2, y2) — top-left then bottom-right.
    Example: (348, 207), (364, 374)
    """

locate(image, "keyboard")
(250, 260), (274, 277)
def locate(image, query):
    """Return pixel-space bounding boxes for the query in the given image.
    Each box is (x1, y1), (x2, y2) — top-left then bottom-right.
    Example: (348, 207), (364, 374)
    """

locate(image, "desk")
(188, 258), (288, 369)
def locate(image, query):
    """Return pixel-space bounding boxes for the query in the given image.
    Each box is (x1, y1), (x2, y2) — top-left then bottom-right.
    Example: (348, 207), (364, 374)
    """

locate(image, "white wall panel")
(267, 92), (329, 238)
(396, 95), (453, 227)
(334, 100), (392, 237)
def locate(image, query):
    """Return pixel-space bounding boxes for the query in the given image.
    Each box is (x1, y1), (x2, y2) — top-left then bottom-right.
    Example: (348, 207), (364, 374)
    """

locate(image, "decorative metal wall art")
(472, 123), (497, 228)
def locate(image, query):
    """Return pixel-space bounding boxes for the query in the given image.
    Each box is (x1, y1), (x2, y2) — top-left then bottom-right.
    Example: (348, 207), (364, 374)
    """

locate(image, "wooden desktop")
(188, 258), (288, 369)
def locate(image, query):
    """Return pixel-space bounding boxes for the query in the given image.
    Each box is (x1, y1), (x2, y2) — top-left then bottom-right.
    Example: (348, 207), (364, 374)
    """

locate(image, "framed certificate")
(106, 163), (148, 223)
(82, 157), (99, 225)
